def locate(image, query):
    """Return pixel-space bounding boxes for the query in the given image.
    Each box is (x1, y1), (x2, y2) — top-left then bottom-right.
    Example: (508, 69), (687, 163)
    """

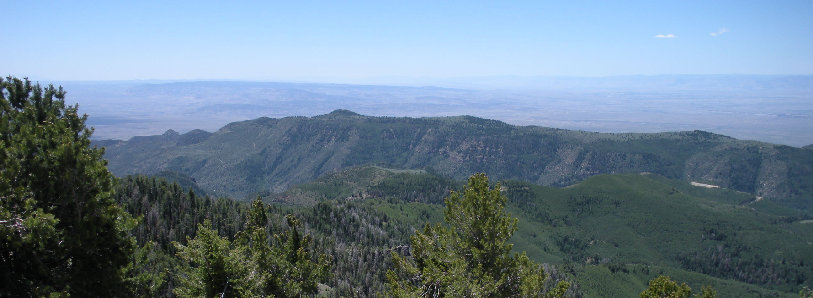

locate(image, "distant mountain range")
(67, 76), (813, 146)
(98, 110), (813, 212)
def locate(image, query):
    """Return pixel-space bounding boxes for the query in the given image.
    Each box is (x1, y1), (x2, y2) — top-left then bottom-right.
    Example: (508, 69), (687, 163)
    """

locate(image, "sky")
(5, 0), (813, 83)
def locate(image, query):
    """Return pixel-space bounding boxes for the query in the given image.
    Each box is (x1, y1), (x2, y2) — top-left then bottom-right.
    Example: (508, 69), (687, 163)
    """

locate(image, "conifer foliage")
(0, 77), (134, 296)
(640, 275), (717, 298)
(173, 198), (330, 297)
(387, 173), (570, 297)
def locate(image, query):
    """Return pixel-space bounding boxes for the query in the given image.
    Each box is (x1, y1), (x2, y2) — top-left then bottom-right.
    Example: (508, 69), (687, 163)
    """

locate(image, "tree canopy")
(640, 275), (717, 298)
(173, 198), (329, 297)
(0, 76), (134, 296)
(387, 173), (570, 297)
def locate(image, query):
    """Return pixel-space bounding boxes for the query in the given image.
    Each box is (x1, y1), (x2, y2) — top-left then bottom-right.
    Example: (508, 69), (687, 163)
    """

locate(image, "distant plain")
(61, 75), (813, 147)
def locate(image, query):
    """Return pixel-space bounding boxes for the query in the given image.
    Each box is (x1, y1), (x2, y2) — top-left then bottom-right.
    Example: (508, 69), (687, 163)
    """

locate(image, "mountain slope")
(260, 166), (811, 296)
(116, 166), (809, 296)
(99, 110), (813, 211)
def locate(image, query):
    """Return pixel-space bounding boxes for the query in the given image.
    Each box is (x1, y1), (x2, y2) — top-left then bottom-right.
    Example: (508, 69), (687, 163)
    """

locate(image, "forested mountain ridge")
(100, 110), (813, 211)
(259, 165), (813, 295)
(265, 166), (456, 205)
(280, 166), (813, 292)
(114, 167), (810, 296)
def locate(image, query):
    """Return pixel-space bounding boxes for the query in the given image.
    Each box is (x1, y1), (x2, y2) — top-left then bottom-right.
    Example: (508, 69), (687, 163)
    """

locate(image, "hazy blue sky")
(5, 0), (813, 82)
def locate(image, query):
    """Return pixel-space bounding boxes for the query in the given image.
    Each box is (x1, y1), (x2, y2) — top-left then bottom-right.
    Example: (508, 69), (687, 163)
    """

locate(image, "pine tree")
(174, 198), (330, 297)
(0, 76), (134, 296)
(639, 275), (718, 298)
(124, 241), (171, 297)
(270, 213), (330, 296)
(387, 173), (569, 297)
(174, 220), (240, 297)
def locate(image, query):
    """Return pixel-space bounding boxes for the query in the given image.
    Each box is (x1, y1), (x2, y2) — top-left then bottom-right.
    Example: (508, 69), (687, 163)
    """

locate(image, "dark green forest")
(100, 109), (813, 215)
(3, 77), (812, 297)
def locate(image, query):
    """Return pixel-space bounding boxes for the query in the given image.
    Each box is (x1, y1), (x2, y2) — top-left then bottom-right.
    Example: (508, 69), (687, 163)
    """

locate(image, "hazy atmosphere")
(6, 1), (813, 146)
(60, 77), (813, 147)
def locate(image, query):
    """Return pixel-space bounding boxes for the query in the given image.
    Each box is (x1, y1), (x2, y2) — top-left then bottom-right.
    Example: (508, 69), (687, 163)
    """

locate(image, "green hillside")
(183, 165), (810, 296)
(99, 110), (813, 213)
(265, 166), (458, 205)
(502, 174), (811, 295)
